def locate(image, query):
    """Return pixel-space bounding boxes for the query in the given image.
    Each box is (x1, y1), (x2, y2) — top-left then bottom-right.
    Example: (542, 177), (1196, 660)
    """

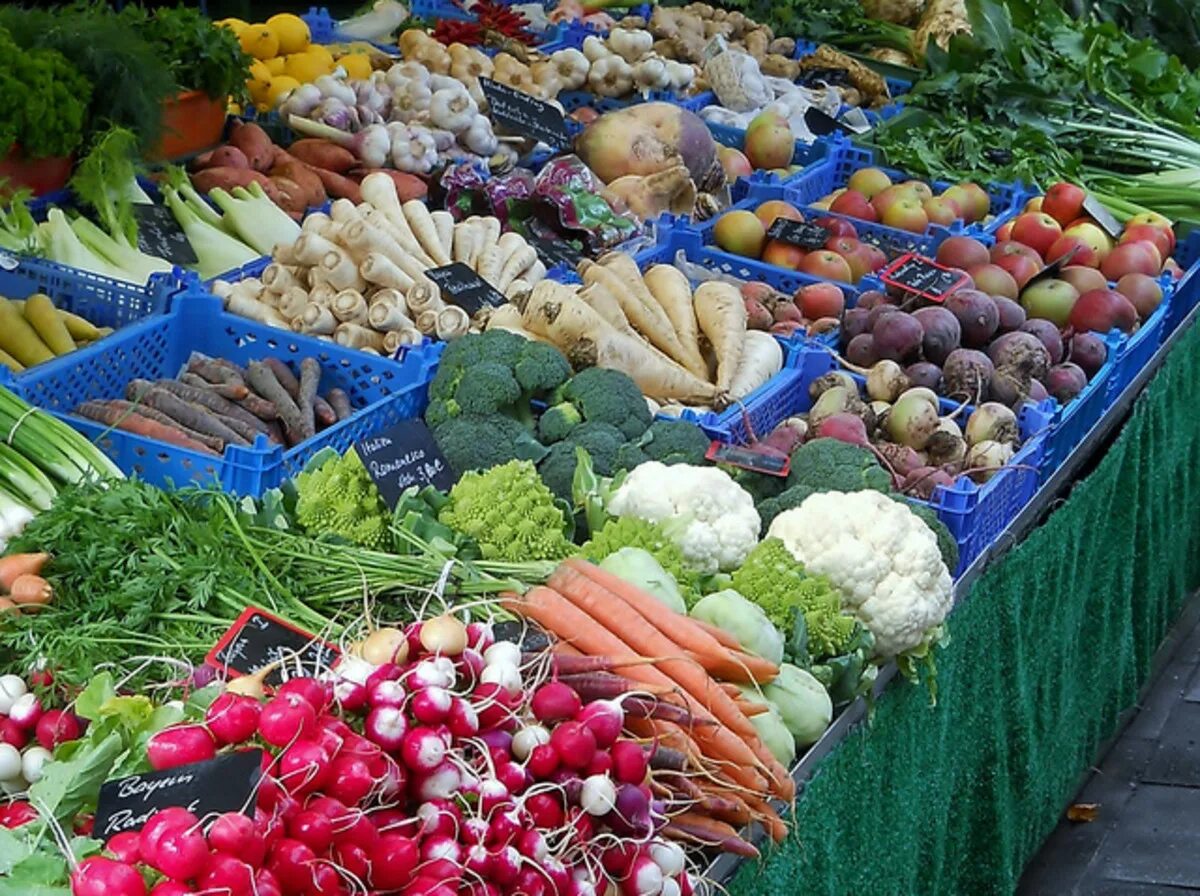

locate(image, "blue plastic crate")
(1106, 280), (1172, 403)
(12, 291), (434, 495)
(536, 20), (606, 52)
(1038, 329), (1121, 482)
(1165, 231), (1200, 336)
(781, 141), (1033, 255)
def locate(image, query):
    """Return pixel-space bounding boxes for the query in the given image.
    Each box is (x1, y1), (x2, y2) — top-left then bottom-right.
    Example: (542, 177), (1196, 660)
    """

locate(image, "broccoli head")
(639, 420), (711, 466)
(453, 362), (523, 416)
(786, 438), (893, 493)
(537, 422), (626, 500)
(554, 367), (652, 440)
(615, 442), (650, 473)
(514, 340), (572, 395)
(439, 460), (573, 562)
(537, 403), (582, 445)
(294, 449), (390, 549)
(432, 414), (548, 476)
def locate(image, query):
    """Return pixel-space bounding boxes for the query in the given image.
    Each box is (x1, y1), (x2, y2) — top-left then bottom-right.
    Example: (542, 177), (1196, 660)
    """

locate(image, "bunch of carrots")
(0, 553), (52, 615)
(504, 558), (793, 857)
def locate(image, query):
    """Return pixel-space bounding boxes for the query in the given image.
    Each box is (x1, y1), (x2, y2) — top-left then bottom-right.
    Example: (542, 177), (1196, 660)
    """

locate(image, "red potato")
(310, 167), (363, 203)
(289, 139), (357, 174)
(350, 169), (426, 201)
(190, 167), (271, 193)
(228, 120), (275, 172)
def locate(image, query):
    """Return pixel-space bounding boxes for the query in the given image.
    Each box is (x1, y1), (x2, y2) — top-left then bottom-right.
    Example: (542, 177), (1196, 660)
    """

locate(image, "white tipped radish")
(0, 675), (27, 714)
(8, 693), (42, 730)
(0, 744), (22, 782)
(650, 841), (685, 877)
(580, 774), (617, 816)
(415, 761), (461, 801)
(409, 658), (455, 690)
(365, 706), (408, 750)
(400, 727), (450, 773)
(511, 725), (550, 761)
(410, 686), (452, 725)
(480, 662), (521, 696)
(419, 615), (467, 656)
(626, 856), (666, 896)
(483, 640), (520, 668)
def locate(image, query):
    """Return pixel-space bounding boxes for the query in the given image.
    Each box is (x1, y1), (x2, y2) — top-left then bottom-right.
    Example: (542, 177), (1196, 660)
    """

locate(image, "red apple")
(1063, 221), (1113, 260)
(830, 189), (878, 222)
(995, 220), (1014, 241)
(1125, 212), (1176, 253)
(1071, 288), (1138, 333)
(799, 250), (854, 282)
(1045, 234), (1100, 268)
(990, 240), (1043, 265)
(1100, 240), (1161, 280)
(1059, 265), (1107, 295)
(859, 244), (888, 274)
(714, 210), (766, 258)
(796, 282), (846, 319)
(1010, 212), (1064, 259)
(1116, 272), (1164, 321)
(762, 240), (806, 270)
(1119, 223), (1173, 262)
(969, 263), (1020, 300)
(1020, 278), (1079, 327)
(881, 198), (929, 233)
(717, 145), (753, 181)
(754, 199), (803, 230)
(996, 253), (1041, 288)
(839, 244), (878, 283)
(937, 236), (991, 270)
(825, 235), (862, 257)
(812, 216), (858, 238)
(871, 184), (916, 219)
(846, 167), (893, 199)
(1041, 182), (1087, 227)
(923, 197), (960, 227)
(1024, 197), (1043, 212)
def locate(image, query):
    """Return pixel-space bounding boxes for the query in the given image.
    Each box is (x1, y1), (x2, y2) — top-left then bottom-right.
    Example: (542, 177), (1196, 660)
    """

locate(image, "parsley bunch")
(0, 26), (91, 160)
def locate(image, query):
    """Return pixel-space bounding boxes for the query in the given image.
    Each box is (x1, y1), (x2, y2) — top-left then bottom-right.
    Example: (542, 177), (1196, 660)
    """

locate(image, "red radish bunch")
(68, 614), (695, 896)
(0, 671), (82, 819)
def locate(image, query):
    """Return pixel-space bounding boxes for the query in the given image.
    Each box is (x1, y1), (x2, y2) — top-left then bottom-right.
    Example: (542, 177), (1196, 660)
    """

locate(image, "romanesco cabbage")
(294, 449), (391, 549)
(438, 460), (572, 562)
(582, 516), (697, 603)
(731, 537), (859, 657)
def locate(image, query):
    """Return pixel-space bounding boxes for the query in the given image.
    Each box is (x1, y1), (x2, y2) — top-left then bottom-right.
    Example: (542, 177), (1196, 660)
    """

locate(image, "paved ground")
(1019, 595), (1200, 895)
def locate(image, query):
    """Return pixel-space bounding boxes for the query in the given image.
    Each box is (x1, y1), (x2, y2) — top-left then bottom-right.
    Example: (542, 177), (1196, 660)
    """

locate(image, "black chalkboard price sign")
(480, 78), (571, 149)
(531, 233), (585, 271)
(880, 252), (971, 301)
(133, 204), (197, 266)
(205, 606), (340, 686)
(767, 217), (832, 251)
(93, 749), (263, 843)
(426, 263), (507, 316)
(706, 441), (790, 477)
(355, 419), (456, 507)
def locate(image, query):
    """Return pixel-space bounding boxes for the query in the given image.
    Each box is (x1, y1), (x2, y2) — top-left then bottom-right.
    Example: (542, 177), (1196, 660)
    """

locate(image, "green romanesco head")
(438, 460), (572, 562)
(294, 449), (391, 550)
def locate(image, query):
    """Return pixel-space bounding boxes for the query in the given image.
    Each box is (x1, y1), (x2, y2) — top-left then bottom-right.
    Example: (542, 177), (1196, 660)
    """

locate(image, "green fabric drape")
(728, 319), (1200, 896)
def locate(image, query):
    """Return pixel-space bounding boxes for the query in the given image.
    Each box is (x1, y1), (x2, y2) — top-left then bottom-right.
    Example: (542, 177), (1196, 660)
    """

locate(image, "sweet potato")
(190, 167), (271, 194)
(270, 177), (310, 216)
(349, 169), (426, 202)
(228, 120), (275, 172)
(270, 160), (326, 209)
(289, 139), (357, 174)
(309, 167), (363, 203)
(208, 146), (249, 170)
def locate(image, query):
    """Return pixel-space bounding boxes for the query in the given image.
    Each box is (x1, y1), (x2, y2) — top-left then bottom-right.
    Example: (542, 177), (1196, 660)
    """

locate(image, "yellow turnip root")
(641, 264), (707, 379)
(574, 102), (723, 191)
(693, 280), (746, 399)
(517, 281), (718, 405)
(603, 165), (696, 222)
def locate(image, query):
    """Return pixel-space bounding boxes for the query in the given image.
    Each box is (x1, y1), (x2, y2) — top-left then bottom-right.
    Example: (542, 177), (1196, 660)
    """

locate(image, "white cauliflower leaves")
(767, 490), (952, 657)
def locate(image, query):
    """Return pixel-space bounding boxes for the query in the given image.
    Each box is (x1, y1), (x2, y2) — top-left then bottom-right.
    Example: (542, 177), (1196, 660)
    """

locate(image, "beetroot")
(846, 333), (878, 367)
(902, 466), (956, 500)
(856, 290), (891, 311)
(1018, 319), (1065, 364)
(993, 296), (1026, 333)
(990, 367), (1029, 408)
(814, 413), (870, 447)
(772, 302), (802, 324)
(911, 306), (961, 365)
(842, 307), (872, 342)
(943, 289), (1000, 347)
(866, 303), (901, 330)
(1068, 332), (1107, 378)
(905, 361), (944, 392)
(744, 299), (773, 330)
(943, 348), (994, 402)
(1044, 363), (1088, 403)
(1070, 288), (1138, 334)
(990, 331), (1051, 381)
(1028, 379), (1049, 402)
(871, 311), (923, 363)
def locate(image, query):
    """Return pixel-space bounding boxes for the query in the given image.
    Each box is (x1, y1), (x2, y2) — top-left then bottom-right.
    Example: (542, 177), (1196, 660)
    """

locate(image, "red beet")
(1018, 319), (1065, 364)
(911, 306), (961, 366)
(866, 303), (901, 330)
(989, 331), (1051, 380)
(1067, 333), (1107, 378)
(744, 299), (773, 330)
(943, 289), (1000, 347)
(842, 307), (872, 342)
(856, 290), (891, 311)
(901, 466), (956, 500)
(871, 311), (923, 363)
(943, 348), (994, 402)
(1044, 362), (1088, 403)
(905, 362), (944, 392)
(993, 296), (1026, 333)
(814, 413), (870, 447)
(1028, 379), (1049, 402)
(846, 333), (878, 367)
(1070, 288), (1138, 334)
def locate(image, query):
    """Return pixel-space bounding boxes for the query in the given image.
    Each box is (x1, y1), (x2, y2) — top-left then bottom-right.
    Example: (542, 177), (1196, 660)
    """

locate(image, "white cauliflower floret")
(607, 462), (760, 575)
(767, 490), (952, 657)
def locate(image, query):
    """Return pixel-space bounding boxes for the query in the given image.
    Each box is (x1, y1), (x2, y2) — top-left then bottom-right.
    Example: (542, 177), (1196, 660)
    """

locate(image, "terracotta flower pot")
(0, 145), (73, 196)
(153, 90), (229, 161)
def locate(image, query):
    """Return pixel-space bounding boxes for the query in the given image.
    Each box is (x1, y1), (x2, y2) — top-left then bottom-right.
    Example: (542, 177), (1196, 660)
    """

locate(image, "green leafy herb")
(0, 26), (91, 160)
(121, 5), (252, 104)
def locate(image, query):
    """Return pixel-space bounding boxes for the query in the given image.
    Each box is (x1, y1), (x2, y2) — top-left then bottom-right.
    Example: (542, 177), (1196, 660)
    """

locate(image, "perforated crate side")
(1165, 231), (1200, 335)
(1038, 330), (1121, 482)
(1106, 283), (1170, 404)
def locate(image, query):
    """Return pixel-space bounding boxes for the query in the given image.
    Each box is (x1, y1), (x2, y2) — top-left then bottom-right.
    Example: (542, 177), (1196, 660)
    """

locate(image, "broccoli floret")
(639, 420), (710, 465)
(537, 403), (582, 445)
(786, 438), (893, 493)
(556, 367), (652, 440)
(731, 538), (859, 659)
(582, 516), (696, 603)
(439, 460), (573, 562)
(899, 499), (959, 573)
(514, 340), (572, 395)
(454, 362), (523, 415)
(425, 398), (454, 430)
(294, 449), (390, 549)
(757, 484), (819, 532)
(724, 465), (788, 505)
(537, 422), (626, 500)
(615, 442), (650, 473)
(432, 414), (548, 475)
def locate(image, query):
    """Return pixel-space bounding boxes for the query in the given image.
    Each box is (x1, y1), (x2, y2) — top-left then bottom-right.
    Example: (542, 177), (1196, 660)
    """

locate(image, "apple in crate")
(830, 189), (877, 222)
(743, 110), (794, 170)
(996, 253), (1041, 288)
(796, 283), (846, 319)
(714, 210), (766, 257)
(923, 196), (960, 226)
(1059, 266), (1107, 295)
(1119, 224), (1173, 262)
(968, 263), (1019, 300)
(1021, 278), (1080, 327)
(1010, 212), (1064, 258)
(881, 198), (930, 233)
(846, 167), (893, 199)
(754, 199), (803, 230)
(1101, 241), (1162, 280)
(762, 240), (806, 270)
(1063, 221), (1114, 261)
(717, 145), (753, 181)
(1040, 182), (1087, 227)
(1116, 273), (1164, 320)
(937, 236), (991, 270)
(799, 250), (853, 282)
(1046, 234), (1102, 268)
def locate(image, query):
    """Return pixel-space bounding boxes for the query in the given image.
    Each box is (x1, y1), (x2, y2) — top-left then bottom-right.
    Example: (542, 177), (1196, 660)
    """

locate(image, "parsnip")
(693, 281), (747, 398)
(321, 248), (366, 292)
(299, 302), (337, 335)
(407, 281), (445, 314)
(496, 236), (535, 291)
(382, 328), (424, 354)
(642, 264), (707, 379)
(728, 330), (782, 400)
(416, 309), (439, 335)
(476, 243), (504, 287)
(361, 253), (416, 291)
(368, 294), (415, 331)
(331, 289), (369, 324)
(578, 280), (636, 336)
(435, 306), (471, 339)
(453, 220), (479, 265)
(361, 206), (431, 267)
(431, 210), (455, 261)
(334, 322), (385, 350)
(276, 286), (310, 321)
(309, 283), (337, 308)
(293, 232), (339, 266)
(262, 263), (302, 294)
(228, 293), (288, 328)
(403, 200), (451, 266)
(329, 199), (360, 223)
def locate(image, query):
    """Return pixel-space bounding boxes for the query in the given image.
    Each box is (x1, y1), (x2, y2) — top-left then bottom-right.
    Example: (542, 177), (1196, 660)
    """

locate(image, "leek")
(162, 186), (259, 280)
(40, 210), (130, 282)
(0, 442), (56, 511)
(0, 385), (123, 484)
(210, 183), (302, 256)
(71, 216), (172, 284)
(0, 481), (36, 551)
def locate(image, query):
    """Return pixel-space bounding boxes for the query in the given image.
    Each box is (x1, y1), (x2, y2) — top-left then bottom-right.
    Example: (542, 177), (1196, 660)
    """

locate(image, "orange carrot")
(75, 402), (218, 455)
(561, 559), (779, 684)
(737, 700), (769, 717)
(691, 617), (743, 651)
(0, 553), (50, 591)
(744, 793), (789, 842)
(9, 575), (51, 606)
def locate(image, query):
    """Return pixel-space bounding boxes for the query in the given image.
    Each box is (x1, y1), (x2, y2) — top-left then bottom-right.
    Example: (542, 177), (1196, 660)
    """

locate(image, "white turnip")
(886, 391), (940, 449)
(965, 402), (1018, 446)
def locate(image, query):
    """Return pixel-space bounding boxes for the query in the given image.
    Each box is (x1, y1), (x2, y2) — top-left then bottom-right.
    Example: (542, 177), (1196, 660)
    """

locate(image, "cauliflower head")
(606, 462), (760, 575)
(767, 490), (952, 658)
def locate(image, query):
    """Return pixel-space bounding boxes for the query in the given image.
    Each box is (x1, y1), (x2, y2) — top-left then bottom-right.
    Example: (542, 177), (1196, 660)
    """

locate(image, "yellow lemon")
(337, 52), (373, 80)
(264, 56), (287, 76)
(284, 52), (327, 84)
(215, 17), (248, 35)
(267, 76), (302, 107)
(305, 44), (336, 72)
(239, 25), (280, 61)
(266, 13), (311, 55)
(247, 61), (273, 104)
